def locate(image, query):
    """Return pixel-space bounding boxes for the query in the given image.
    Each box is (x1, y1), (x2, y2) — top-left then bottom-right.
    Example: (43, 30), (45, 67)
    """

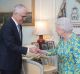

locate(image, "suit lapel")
(10, 18), (22, 43)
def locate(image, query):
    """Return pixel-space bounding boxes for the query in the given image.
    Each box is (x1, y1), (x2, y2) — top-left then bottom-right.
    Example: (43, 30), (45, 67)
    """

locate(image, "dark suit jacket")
(0, 18), (27, 70)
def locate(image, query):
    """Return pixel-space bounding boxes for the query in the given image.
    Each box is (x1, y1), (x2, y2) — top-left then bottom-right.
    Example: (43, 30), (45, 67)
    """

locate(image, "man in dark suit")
(0, 4), (40, 74)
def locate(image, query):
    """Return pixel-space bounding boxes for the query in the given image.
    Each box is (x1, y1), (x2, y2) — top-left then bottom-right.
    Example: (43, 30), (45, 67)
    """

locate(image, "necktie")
(17, 25), (21, 40)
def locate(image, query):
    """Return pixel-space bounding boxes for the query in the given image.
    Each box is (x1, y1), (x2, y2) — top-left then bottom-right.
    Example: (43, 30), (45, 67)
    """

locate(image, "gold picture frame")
(24, 0), (35, 26)
(0, 0), (35, 26)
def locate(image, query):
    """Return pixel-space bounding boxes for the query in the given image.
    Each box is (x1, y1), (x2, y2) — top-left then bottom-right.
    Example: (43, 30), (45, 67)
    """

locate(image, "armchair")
(22, 57), (43, 74)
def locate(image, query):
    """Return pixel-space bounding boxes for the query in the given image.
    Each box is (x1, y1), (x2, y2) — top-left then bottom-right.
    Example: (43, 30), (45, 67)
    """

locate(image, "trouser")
(0, 69), (21, 74)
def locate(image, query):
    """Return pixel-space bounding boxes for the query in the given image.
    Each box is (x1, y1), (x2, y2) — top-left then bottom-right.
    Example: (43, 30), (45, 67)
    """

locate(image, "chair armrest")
(22, 58), (43, 74)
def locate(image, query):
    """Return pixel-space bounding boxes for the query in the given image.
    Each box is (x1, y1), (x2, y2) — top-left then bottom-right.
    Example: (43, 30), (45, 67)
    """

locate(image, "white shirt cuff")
(27, 47), (30, 53)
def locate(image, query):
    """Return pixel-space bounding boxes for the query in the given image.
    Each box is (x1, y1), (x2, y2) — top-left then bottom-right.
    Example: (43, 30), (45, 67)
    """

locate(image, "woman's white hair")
(56, 17), (73, 32)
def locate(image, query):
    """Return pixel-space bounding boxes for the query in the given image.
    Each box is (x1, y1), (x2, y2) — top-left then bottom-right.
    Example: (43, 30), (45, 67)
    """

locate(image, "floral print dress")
(48, 33), (80, 74)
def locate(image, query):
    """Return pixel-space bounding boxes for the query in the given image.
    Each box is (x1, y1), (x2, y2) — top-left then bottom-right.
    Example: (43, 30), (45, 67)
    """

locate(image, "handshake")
(24, 45), (49, 58)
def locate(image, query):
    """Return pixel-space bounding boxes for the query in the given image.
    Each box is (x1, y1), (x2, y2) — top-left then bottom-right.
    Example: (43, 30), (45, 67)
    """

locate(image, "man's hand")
(29, 47), (41, 54)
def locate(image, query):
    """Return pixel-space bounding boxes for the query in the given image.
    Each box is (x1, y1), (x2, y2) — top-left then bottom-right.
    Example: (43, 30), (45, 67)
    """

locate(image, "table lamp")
(34, 20), (50, 50)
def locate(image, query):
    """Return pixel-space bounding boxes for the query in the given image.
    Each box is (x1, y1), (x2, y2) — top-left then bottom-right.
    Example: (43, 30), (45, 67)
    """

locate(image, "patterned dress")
(48, 33), (80, 74)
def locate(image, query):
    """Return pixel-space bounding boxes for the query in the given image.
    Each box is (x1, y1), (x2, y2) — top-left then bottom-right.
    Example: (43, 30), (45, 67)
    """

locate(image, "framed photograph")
(46, 41), (55, 49)
(0, 0), (35, 26)
(31, 42), (39, 48)
(41, 41), (55, 50)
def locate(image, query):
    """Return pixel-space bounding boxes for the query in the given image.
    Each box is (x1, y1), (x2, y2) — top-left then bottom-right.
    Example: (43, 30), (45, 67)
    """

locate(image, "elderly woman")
(46, 17), (80, 74)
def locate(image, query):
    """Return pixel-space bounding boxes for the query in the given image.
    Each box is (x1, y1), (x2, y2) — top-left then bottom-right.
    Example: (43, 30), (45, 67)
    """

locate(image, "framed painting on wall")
(0, 0), (35, 27)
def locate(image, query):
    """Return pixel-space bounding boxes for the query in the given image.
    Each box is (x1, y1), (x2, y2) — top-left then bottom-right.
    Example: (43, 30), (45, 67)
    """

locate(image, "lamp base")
(37, 35), (45, 50)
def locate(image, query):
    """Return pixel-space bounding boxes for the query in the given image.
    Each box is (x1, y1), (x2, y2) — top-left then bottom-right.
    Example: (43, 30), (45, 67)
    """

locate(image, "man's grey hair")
(13, 4), (26, 14)
(56, 17), (73, 32)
